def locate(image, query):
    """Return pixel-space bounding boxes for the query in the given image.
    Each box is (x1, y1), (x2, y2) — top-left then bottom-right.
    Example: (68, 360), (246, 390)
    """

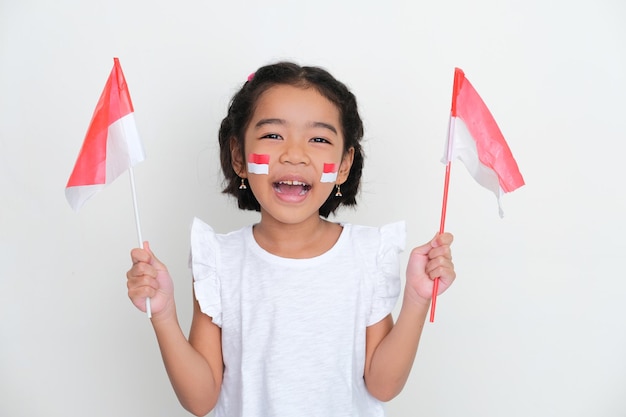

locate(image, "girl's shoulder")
(190, 217), (252, 325)
(191, 217), (250, 244)
(190, 217), (252, 270)
(346, 221), (406, 254)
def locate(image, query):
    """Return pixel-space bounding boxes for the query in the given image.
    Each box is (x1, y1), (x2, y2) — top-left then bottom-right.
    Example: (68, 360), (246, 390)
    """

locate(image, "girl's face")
(234, 84), (354, 226)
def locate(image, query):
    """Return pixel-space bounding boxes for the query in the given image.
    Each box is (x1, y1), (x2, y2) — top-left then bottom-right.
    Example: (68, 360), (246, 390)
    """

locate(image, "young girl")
(127, 62), (456, 417)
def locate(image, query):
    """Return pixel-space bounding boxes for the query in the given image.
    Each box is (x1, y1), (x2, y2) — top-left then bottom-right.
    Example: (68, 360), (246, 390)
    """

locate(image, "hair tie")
(247, 72), (255, 82)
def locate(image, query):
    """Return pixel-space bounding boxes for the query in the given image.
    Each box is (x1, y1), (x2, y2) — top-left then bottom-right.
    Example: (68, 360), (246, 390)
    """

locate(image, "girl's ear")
(230, 137), (247, 177)
(337, 147), (355, 184)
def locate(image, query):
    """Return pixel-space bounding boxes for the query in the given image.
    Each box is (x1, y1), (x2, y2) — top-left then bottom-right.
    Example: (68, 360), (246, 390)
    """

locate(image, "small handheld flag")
(442, 68), (525, 215)
(66, 58), (152, 318)
(431, 67), (524, 322)
(66, 58), (145, 211)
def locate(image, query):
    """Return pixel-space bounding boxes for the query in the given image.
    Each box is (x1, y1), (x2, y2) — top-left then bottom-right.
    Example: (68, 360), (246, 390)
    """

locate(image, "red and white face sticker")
(247, 153), (270, 175)
(320, 163), (338, 183)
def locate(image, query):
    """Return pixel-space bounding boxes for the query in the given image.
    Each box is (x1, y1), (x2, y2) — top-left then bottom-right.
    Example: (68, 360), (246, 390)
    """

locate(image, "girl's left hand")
(404, 233), (456, 305)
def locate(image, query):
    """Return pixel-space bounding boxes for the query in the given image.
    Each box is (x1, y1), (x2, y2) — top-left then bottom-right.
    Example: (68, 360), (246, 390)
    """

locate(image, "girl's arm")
(151, 299), (223, 417)
(363, 233), (455, 401)
(363, 297), (429, 401)
(127, 245), (223, 417)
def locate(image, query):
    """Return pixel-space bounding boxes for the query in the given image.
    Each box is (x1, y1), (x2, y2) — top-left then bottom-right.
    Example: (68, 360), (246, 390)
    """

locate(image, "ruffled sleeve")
(367, 221), (406, 326)
(190, 217), (223, 327)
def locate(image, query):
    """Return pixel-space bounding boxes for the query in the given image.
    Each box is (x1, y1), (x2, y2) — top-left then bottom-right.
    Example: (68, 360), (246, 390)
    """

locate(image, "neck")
(253, 212), (342, 258)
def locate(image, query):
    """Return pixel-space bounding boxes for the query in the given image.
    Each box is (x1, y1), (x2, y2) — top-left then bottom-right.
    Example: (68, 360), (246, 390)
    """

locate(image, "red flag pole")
(430, 160), (451, 322)
(430, 68), (464, 322)
(430, 114), (454, 322)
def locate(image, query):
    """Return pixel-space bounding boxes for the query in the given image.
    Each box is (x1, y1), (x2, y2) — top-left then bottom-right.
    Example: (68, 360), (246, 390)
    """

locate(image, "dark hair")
(218, 62), (364, 218)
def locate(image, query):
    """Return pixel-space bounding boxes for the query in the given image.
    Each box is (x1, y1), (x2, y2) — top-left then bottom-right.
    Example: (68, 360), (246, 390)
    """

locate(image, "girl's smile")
(273, 179), (312, 200)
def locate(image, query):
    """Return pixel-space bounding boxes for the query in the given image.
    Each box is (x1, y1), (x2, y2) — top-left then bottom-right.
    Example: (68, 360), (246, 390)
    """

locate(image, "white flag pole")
(128, 167), (151, 318)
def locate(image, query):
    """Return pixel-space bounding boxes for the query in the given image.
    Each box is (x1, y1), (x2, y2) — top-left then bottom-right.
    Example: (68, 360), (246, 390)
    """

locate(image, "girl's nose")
(279, 139), (309, 165)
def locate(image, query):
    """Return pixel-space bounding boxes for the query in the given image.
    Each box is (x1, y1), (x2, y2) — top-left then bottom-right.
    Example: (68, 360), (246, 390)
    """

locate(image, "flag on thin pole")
(431, 67), (524, 322)
(442, 68), (525, 216)
(66, 57), (152, 318)
(66, 57), (145, 211)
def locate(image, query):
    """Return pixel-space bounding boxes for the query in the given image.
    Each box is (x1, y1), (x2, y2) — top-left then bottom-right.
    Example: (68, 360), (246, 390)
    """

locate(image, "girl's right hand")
(127, 242), (175, 320)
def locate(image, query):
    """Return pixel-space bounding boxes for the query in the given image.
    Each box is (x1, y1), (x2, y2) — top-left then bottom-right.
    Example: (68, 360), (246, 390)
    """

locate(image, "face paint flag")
(247, 153), (270, 175)
(320, 163), (338, 183)
(65, 58), (145, 212)
(442, 68), (524, 217)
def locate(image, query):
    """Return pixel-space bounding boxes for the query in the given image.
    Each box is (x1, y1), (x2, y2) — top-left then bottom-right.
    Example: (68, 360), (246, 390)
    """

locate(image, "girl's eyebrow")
(254, 118), (338, 135)
(254, 118), (285, 128)
(310, 121), (338, 135)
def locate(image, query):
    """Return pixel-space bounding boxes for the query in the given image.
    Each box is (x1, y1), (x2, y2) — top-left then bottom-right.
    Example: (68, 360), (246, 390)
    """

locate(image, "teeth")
(278, 180), (309, 186)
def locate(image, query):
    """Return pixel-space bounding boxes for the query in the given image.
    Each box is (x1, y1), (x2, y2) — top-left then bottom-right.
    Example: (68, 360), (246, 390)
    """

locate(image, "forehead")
(251, 84), (341, 128)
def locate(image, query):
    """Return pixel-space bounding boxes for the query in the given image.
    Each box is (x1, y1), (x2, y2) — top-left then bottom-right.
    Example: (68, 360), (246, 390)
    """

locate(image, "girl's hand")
(126, 242), (175, 320)
(404, 233), (456, 305)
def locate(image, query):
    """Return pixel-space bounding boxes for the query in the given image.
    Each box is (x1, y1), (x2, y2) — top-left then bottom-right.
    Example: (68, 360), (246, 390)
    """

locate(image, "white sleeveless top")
(190, 218), (405, 417)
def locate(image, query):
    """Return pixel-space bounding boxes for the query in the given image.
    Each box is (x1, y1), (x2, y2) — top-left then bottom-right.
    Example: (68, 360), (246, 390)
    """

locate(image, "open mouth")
(273, 180), (312, 196)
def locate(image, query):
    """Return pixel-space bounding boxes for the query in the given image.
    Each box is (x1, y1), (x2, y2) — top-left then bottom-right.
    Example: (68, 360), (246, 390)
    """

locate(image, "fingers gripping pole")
(129, 167), (151, 319)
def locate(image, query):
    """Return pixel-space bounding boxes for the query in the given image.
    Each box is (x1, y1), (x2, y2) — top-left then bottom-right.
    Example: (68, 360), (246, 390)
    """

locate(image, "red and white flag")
(65, 58), (145, 212)
(320, 163), (338, 183)
(443, 68), (524, 216)
(248, 153), (270, 175)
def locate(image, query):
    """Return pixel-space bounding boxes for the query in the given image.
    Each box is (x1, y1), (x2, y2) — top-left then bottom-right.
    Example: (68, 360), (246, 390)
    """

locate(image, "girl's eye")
(310, 137), (330, 144)
(262, 133), (282, 140)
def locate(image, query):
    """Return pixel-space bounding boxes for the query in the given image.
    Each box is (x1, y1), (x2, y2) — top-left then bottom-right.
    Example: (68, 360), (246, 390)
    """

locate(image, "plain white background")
(1, 0), (625, 416)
